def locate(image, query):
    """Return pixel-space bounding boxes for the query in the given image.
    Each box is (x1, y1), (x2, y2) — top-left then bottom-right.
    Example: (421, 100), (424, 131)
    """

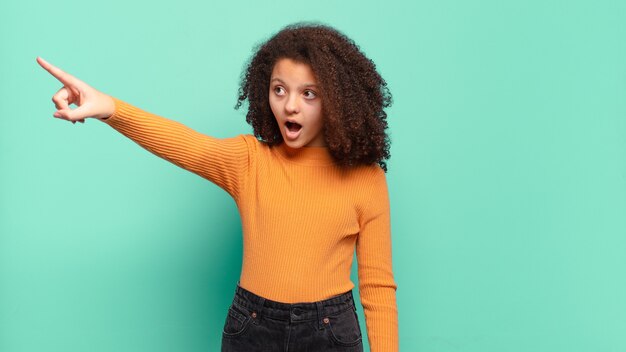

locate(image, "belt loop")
(253, 296), (266, 323)
(316, 301), (325, 330)
(348, 290), (356, 310)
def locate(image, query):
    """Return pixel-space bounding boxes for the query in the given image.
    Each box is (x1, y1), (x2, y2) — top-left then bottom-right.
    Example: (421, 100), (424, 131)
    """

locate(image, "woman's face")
(269, 58), (325, 148)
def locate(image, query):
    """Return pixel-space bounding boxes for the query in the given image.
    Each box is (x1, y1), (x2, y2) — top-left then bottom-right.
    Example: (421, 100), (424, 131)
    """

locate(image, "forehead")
(270, 58), (318, 83)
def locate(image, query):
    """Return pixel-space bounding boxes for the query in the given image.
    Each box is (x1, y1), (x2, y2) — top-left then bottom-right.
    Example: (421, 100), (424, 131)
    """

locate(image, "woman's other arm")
(356, 166), (399, 352)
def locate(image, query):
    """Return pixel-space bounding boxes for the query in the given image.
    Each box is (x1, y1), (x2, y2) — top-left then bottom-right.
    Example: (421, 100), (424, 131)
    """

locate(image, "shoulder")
(235, 134), (274, 162)
(239, 134), (269, 149)
(239, 134), (259, 143)
(349, 163), (389, 208)
(347, 163), (387, 186)
(353, 164), (390, 225)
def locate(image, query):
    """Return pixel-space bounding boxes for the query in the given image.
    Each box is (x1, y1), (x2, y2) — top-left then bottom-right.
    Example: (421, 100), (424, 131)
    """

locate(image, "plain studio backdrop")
(1, 0), (625, 351)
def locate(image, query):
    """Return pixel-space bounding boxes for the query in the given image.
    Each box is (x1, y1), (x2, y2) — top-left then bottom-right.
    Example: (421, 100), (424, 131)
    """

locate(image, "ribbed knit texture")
(101, 97), (399, 351)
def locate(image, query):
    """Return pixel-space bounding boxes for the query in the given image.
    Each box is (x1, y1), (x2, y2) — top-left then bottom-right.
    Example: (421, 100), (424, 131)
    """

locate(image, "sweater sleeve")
(100, 97), (250, 201)
(356, 167), (399, 352)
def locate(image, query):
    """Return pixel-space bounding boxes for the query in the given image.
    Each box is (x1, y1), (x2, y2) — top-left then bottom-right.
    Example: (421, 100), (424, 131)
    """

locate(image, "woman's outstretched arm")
(37, 57), (251, 201)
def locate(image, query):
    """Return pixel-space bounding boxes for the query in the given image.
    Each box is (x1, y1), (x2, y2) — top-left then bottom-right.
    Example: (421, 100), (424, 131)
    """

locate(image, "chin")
(283, 139), (302, 148)
(282, 136), (307, 149)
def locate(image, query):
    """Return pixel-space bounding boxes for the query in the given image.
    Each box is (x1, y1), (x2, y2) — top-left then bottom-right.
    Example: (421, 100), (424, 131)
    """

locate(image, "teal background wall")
(1, 0), (625, 351)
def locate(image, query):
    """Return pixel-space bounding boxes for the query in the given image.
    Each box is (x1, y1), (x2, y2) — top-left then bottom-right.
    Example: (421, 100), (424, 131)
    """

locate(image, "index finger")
(36, 56), (83, 87)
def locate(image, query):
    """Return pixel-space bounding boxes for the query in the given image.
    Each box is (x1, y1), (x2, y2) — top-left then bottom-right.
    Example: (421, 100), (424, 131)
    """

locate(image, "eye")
(304, 90), (317, 99)
(273, 86), (285, 95)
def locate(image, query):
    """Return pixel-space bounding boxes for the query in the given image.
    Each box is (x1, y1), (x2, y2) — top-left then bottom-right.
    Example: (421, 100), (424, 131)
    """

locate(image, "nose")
(285, 93), (300, 114)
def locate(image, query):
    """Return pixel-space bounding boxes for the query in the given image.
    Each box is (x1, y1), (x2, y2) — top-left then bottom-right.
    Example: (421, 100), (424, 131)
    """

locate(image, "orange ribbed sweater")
(101, 97), (398, 351)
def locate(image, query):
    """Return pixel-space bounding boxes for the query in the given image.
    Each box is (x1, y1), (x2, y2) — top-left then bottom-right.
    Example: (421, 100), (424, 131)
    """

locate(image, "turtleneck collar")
(275, 141), (336, 166)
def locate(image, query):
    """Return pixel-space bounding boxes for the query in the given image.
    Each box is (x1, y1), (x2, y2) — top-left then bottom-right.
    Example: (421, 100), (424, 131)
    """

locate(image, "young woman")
(38, 22), (398, 352)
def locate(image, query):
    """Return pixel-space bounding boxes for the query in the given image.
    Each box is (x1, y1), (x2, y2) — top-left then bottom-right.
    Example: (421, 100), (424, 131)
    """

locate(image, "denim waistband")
(231, 282), (356, 324)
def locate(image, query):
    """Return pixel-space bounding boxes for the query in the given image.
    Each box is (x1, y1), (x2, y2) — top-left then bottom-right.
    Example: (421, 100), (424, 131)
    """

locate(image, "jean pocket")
(324, 306), (363, 347)
(222, 303), (252, 337)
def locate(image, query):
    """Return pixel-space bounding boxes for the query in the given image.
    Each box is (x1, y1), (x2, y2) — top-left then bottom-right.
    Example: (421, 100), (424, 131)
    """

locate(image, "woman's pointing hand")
(36, 56), (116, 124)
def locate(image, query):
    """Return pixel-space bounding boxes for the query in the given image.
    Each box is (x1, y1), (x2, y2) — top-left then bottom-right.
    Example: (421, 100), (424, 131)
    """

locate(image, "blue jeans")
(221, 282), (364, 351)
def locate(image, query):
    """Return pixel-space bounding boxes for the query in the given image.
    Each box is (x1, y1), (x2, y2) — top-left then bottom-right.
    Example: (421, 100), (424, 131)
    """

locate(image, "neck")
(276, 141), (335, 166)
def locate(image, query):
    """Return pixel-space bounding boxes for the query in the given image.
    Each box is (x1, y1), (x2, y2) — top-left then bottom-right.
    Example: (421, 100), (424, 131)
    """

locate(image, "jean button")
(292, 308), (302, 316)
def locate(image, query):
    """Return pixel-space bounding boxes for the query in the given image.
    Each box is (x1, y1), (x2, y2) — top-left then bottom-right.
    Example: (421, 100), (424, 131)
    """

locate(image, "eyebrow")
(270, 78), (318, 89)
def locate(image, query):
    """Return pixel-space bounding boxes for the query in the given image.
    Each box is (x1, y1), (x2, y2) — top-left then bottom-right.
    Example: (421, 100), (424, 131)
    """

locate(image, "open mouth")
(285, 121), (303, 139)
(286, 121), (302, 132)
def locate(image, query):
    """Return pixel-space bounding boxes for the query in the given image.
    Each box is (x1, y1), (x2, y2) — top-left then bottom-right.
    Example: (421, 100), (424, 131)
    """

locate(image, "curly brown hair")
(234, 22), (393, 171)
